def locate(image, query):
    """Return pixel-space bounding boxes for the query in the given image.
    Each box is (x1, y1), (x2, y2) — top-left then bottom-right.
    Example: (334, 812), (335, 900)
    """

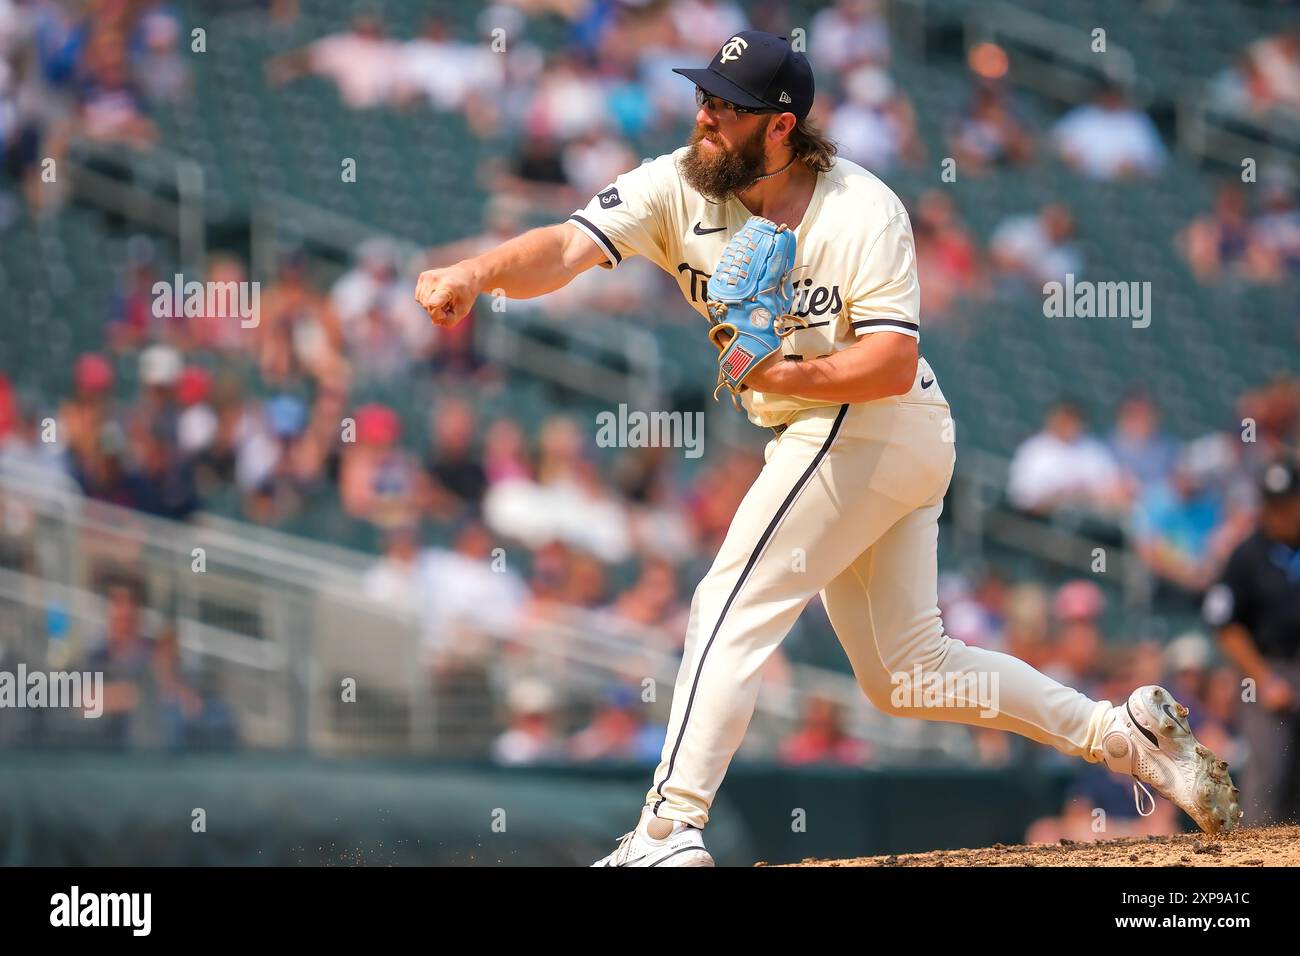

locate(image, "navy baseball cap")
(673, 31), (815, 120)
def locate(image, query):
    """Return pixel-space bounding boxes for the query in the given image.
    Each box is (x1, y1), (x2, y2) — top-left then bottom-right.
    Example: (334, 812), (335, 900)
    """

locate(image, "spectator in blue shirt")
(1133, 447), (1232, 603)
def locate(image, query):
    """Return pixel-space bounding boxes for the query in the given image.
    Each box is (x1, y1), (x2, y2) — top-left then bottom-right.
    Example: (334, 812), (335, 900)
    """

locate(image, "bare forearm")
(417, 222), (598, 327)
(463, 223), (599, 300)
(755, 334), (918, 403)
(1218, 626), (1272, 679)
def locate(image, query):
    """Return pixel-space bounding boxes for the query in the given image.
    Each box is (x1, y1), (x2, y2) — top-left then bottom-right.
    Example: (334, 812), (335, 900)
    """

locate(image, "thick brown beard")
(679, 119), (772, 203)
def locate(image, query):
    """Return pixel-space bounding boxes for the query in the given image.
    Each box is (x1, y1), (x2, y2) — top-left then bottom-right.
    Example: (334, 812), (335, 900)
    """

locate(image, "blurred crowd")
(0, 565), (240, 751)
(1210, 24), (1300, 119)
(0, 2), (1298, 835)
(0, 0), (189, 220)
(1007, 381), (1300, 606)
(5, 1), (1298, 283)
(265, 2), (1296, 321)
(1, 251), (1293, 791)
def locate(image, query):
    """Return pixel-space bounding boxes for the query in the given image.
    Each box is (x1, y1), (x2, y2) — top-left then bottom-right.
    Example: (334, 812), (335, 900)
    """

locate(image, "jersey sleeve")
(566, 158), (673, 272)
(846, 211), (920, 340)
(1203, 545), (1255, 633)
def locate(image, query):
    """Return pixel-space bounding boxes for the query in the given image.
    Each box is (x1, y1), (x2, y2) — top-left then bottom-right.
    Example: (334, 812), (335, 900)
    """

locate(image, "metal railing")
(965, 2), (1139, 103)
(66, 141), (207, 273)
(957, 0), (1300, 172)
(1177, 91), (1300, 174)
(253, 191), (668, 409)
(0, 473), (976, 763)
(67, 141), (668, 410)
(950, 445), (1153, 615)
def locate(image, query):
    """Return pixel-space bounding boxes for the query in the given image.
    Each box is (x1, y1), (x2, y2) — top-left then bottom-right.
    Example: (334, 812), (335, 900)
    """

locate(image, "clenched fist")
(415, 263), (479, 328)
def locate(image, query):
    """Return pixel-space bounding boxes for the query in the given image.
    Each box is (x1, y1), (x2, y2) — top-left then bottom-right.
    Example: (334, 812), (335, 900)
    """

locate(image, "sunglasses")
(695, 86), (777, 117)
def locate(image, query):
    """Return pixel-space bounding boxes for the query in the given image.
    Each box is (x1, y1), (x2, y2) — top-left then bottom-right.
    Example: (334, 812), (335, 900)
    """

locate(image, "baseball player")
(416, 31), (1242, 866)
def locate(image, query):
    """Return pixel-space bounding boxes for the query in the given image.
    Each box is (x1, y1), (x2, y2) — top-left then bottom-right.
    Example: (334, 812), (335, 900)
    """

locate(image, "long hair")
(787, 115), (837, 173)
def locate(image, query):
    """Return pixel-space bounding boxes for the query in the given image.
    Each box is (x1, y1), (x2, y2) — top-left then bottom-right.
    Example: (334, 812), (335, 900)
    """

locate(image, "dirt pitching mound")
(771, 825), (1300, 867)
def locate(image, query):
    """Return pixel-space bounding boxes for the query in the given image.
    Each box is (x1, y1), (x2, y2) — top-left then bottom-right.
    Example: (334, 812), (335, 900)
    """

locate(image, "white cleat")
(1099, 685), (1244, 835)
(591, 808), (715, 867)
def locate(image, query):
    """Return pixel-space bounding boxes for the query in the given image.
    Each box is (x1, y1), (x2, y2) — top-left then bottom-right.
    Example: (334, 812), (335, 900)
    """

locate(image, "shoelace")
(1131, 778), (1157, 817)
(611, 830), (637, 866)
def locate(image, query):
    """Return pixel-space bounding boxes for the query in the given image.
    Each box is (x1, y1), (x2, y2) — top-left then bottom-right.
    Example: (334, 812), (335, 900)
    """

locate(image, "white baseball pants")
(646, 380), (1114, 827)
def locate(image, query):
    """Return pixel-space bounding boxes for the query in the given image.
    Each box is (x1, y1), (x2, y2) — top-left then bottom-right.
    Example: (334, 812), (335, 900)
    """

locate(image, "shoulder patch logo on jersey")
(719, 36), (748, 63)
(597, 186), (622, 209)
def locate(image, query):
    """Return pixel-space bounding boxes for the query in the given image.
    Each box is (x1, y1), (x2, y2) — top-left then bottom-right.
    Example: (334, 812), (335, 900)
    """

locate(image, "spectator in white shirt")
(990, 203), (1084, 288)
(1051, 84), (1166, 180)
(523, 52), (610, 143)
(362, 523), (425, 616)
(418, 520), (528, 659)
(668, 0), (748, 57)
(810, 0), (891, 72)
(561, 124), (639, 200)
(366, 520), (528, 660)
(483, 416), (633, 563)
(330, 239), (432, 365)
(396, 17), (505, 113)
(491, 677), (565, 765)
(266, 14), (402, 110)
(827, 66), (923, 171)
(1008, 401), (1126, 516)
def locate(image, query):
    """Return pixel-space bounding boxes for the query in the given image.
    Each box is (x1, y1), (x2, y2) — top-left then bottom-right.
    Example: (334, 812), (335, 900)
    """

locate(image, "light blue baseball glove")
(705, 216), (805, 405)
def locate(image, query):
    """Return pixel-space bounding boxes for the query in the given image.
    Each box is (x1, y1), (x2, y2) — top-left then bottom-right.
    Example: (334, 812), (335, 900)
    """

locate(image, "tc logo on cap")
(720, 36), (748, 63)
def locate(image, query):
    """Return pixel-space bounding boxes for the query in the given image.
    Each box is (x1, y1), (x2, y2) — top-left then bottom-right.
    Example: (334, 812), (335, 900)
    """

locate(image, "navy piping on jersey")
(852, 318), (919, 333)
(567, 214), (621, 265)
(652, 403), (850, 817)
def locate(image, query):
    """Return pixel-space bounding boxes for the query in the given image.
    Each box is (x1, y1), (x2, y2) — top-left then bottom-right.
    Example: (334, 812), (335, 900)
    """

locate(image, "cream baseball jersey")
(567, 146), (923, 428)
